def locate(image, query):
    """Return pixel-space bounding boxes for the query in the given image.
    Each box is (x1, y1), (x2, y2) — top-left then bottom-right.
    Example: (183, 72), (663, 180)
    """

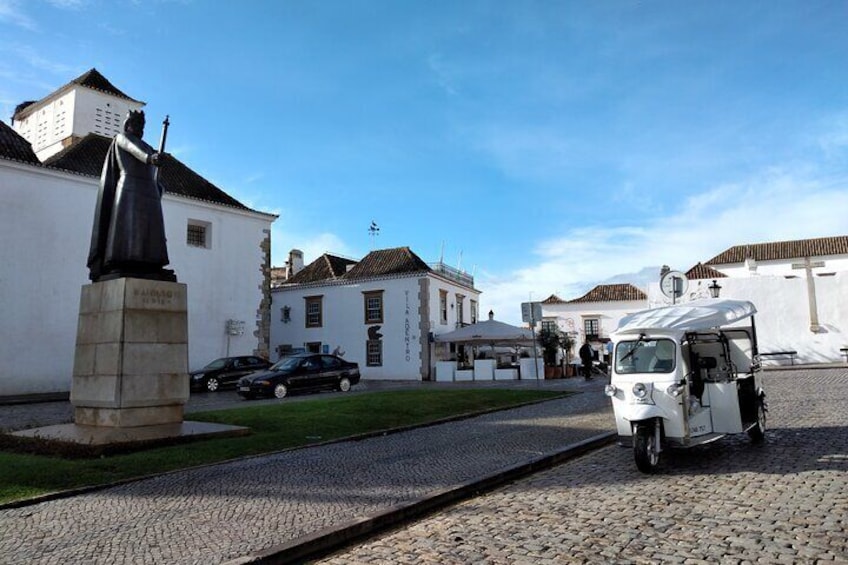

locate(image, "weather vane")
(368, 221), (380, 248)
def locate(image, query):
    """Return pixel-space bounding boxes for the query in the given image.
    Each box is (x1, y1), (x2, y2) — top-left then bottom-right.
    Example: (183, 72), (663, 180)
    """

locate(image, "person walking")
(579, 340), (594, 380)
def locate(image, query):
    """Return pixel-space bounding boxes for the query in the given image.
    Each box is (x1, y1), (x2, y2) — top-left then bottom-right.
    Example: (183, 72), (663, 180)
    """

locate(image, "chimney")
(488, 310), (494, 320)
(286, 249), (304, 279)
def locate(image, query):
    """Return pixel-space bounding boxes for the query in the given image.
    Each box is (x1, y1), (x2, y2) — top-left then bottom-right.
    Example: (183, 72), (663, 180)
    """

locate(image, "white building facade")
(538, 284), (648, 365)
(0, 70), (276, 397)
(647, 236), (848, 364)
(271, 248), (481, 380)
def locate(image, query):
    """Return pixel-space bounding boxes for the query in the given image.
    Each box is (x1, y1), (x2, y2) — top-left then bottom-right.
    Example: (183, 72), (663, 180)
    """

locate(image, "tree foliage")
(537, 327), (575, 367)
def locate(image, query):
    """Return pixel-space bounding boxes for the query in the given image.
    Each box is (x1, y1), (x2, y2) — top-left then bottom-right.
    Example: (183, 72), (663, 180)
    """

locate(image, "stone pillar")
(71, 278), (189, 427)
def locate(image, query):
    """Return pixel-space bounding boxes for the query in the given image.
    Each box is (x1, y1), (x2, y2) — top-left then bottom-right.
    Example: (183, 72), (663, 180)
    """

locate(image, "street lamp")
(708, 279), (722, 299)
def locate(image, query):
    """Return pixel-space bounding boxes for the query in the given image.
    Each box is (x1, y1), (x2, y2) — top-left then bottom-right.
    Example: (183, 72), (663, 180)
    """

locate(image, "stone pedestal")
(71, 278), (189, 427)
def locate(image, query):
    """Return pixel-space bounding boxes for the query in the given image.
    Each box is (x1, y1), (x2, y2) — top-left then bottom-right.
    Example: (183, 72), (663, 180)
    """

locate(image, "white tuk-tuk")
(604, 298), (767, 473)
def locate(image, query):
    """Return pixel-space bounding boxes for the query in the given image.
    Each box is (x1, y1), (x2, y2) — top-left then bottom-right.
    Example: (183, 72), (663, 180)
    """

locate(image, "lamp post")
(708, 279), (722, 299)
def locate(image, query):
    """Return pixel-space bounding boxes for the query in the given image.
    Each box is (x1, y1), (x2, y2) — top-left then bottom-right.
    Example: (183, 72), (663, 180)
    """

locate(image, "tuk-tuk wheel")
(748, 395), (767, 443)
(634, 424), (660, 473)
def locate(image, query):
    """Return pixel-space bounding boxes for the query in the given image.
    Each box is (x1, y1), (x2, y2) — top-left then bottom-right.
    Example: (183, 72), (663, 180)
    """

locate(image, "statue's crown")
(123, 110), (145, 131)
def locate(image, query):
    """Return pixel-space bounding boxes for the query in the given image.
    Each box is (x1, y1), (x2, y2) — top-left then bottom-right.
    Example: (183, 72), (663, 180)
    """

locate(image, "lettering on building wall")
(404, 290), (411, 362)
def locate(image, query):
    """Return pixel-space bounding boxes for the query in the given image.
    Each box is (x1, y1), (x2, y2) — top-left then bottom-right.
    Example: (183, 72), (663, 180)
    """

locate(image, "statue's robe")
(87, 133), (169, 281)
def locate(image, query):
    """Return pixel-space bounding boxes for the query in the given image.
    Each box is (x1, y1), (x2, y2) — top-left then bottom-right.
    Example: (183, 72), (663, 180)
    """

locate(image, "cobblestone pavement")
(320, 368), (848, 564)
(0, 377), (610, 564)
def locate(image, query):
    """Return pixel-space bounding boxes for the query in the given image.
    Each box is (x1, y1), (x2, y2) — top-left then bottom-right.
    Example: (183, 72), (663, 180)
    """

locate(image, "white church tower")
(11, 68), (144, 162)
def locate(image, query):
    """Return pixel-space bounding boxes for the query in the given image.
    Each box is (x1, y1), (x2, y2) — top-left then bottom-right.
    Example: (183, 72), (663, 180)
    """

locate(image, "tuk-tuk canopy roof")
(614, 298), (757, 339)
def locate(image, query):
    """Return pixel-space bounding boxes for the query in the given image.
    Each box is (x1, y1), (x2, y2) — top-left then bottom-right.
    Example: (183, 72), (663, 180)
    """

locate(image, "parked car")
(237, 353), (361, 400)
(189, 356), (272, 392)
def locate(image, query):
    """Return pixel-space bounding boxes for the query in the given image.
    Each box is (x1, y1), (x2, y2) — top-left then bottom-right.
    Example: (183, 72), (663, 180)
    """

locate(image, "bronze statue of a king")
(87, 110), (176, 282)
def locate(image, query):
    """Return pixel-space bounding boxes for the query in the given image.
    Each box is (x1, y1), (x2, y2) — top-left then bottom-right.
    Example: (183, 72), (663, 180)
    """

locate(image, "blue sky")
(2, 0), (847, 324)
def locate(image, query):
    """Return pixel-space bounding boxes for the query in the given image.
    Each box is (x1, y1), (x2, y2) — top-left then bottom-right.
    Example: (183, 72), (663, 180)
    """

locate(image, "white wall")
(540, 300), (647, 341)
(271, 273), (481, 381)
(164, 199), (273, 372)
(711, 256), (848, 278)
(0, 162), (94, 395)
(648, 274), (848, 363)
(271, 276), (425, 380)
(0, 159), (274, 395)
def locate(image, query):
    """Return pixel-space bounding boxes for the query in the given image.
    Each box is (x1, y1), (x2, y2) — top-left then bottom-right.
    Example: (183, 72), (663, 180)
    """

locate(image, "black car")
(237, 353), (361, 400)
(189, 356), (272, 392)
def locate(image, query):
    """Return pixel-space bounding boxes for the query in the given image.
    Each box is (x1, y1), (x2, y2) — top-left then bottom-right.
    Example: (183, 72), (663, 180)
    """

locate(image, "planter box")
(544, 366), (563, 379)
(495, 368), (518, 381)
(435, 362), (455, 382)
(473, 359), (495, 381)
(455, 369), (474, 382)
(519, 358), (544, 380)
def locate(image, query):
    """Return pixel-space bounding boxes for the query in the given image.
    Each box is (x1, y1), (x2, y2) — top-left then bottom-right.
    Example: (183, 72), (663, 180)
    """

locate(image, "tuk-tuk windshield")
(615, 338), (676, 374)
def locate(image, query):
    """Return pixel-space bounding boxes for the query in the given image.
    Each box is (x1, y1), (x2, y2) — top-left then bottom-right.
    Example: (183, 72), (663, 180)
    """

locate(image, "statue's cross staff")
(154, 115), (170, 192)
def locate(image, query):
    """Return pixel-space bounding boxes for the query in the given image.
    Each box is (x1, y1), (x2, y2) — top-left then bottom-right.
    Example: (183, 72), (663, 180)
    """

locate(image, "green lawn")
(0, 388), (567, 505)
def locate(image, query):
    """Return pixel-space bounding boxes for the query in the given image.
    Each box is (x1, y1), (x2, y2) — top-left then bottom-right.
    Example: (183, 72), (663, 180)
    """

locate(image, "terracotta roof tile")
(541, 294), (566, 304)
(685, 262), (727, 280)
(705, 236), (848, 265)
(568, 283), (647, 303)
(43, 133), (249, 210)
(71, 68), (139, 102)
(344, 247), (431, 280)
(0, 120), (40, 165)
(285, 253), (358, 285)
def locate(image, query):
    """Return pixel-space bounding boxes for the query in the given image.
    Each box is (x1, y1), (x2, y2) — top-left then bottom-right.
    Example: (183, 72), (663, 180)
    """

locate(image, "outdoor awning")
(434, 317), (536, 347)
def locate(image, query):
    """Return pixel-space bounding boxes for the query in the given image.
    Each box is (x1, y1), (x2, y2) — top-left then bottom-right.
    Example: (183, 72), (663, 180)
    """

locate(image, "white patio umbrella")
(433, 312), (535, 347)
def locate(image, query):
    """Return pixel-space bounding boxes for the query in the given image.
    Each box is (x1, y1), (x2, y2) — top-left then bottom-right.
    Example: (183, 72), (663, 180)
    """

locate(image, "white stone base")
(71, 278), (189, 427)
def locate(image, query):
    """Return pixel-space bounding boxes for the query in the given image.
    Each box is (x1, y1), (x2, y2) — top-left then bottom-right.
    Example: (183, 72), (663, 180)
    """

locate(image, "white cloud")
(271, 227), (356, 268)
(480, 168), (848, 325)
(427, 53), (458, 96)
(0, 0), (36, 30)
(44, 0), (86, 8)
(8, 44), (77, 76)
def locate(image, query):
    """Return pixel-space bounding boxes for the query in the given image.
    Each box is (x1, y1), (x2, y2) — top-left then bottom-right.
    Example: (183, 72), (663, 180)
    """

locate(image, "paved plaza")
(323, 369), (848, 564)
(0, 378), (609, 564)
(1, 369), (846, 564)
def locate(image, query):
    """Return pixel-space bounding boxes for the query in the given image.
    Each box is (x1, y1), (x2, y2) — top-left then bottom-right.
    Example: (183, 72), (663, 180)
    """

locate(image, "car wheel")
(339, 377), (351, 392)
(206, 377), (220, 392)
(634, 423), (660, 474)
(273, 383), (288, 399)
(748, 395), (767, 443)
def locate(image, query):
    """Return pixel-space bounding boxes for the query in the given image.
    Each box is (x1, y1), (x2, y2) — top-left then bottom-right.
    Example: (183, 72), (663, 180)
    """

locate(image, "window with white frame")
(456, 294), (465, 325)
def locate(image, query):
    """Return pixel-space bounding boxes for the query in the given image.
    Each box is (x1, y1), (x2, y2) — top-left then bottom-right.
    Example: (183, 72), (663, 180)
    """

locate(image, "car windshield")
(202, 358), (228, 370)
(615, 338), (676, 374)
(271, 356), (305, 371)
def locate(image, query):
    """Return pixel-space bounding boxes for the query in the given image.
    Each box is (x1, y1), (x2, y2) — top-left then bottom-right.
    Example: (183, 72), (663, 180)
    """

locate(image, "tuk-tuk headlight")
(666, 383), (685, 397)
(632, 382), (648, 399)
(604, 384), (618, 397)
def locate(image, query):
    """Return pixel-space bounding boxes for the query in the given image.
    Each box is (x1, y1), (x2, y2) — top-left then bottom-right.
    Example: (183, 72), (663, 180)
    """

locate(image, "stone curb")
(234, 431), (617, 564)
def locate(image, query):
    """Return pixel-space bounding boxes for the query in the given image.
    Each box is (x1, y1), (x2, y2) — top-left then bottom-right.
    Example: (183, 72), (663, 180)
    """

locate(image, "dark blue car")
(237, 353), (361, 400)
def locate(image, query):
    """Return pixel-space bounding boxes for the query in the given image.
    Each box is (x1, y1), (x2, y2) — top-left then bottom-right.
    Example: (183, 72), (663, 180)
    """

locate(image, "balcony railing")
(429, 261), (474, 287)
